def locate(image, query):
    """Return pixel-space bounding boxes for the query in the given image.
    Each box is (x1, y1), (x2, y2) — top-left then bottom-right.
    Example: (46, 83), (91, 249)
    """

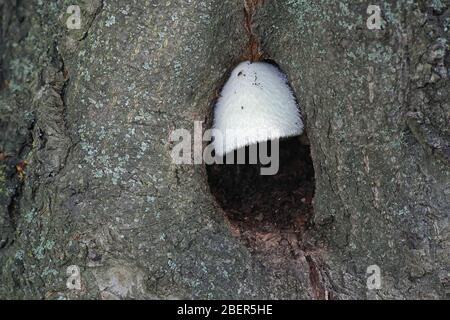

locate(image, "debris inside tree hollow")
(207, 136), (315, 236)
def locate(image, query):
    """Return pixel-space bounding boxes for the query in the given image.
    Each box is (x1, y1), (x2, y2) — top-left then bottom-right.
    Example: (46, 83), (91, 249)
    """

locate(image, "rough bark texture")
(0, 0), (449, 299)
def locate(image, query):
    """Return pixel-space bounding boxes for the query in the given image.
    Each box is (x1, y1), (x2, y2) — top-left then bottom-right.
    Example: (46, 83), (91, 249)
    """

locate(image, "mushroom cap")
(213, 61), (303, 156)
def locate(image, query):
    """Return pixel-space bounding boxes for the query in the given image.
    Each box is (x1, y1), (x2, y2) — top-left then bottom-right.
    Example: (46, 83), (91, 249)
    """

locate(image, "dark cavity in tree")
(206, 137), (315, 235)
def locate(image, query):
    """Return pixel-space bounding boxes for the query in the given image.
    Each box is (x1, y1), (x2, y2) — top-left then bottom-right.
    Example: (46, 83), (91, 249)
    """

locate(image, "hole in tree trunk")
(206, 135), (315, 236)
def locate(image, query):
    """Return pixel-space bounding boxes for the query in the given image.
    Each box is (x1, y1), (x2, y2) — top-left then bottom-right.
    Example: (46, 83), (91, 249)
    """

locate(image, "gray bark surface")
(0, 0), (449, 299)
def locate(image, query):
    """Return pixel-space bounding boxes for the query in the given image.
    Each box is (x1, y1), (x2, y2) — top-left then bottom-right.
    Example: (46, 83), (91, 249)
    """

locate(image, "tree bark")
(0, 0), (448, 299)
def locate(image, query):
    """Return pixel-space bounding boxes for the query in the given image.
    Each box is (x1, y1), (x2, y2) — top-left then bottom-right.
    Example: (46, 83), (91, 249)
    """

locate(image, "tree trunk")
(0, 0), (448, 299)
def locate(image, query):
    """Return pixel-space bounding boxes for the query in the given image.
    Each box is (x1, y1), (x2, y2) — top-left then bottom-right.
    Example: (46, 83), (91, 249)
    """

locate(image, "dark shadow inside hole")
(206, 136), (315, 233)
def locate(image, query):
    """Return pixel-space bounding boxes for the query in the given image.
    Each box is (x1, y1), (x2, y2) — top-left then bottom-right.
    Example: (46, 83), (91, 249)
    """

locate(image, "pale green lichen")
(24, 208), (38, 223)
(431, 0), (445, 11)
(32, 239), (55, 260)
(105, 15), (116, 27)
(14, 250), (25, 260)
(10, 58), (34, 81)
(41, 267), (59, 278)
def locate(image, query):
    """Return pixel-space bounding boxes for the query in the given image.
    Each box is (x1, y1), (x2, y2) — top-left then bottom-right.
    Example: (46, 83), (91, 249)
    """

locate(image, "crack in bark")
(79, 0), (104, 42)
(243, 0), (263, 61)
(305, 254), (327, 299)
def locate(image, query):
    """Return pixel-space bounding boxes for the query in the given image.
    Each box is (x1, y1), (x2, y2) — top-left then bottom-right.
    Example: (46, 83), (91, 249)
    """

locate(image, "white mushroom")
(213, 60), (303, 156)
